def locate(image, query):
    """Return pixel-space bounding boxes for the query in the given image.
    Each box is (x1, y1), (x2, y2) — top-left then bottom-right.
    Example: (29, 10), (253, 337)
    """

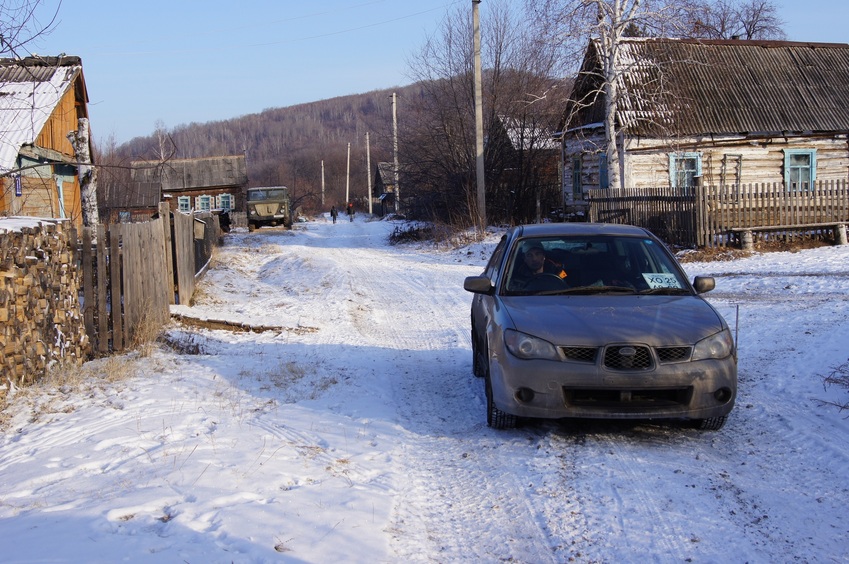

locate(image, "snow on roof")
(0, 216), (68, 233)
(0, 57), (82, 173)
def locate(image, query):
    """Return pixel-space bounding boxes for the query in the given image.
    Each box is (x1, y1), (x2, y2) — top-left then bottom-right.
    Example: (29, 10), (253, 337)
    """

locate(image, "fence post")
(160, 202), (176, 304)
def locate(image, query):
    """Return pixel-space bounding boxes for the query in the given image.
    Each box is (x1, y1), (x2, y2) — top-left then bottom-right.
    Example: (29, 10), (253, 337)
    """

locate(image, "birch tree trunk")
(590, 0), (642, 190)
(67, 118), (99, 226)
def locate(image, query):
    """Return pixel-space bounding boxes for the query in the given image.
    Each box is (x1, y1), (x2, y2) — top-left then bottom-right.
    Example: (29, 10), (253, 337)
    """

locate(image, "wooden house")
(0, 55), (92, 227)
(374, 162), (397, 216)
(561, 38), (849, 201)
(129, 155), (248, 215)
(489, 114), (561, 222)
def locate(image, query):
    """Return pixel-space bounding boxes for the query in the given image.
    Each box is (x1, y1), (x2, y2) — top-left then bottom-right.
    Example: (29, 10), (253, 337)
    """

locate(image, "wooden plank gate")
(78, 203), (201, 353)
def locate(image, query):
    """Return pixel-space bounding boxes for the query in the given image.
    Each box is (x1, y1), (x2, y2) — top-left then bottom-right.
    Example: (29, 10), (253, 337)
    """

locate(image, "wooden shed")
(561, 39), (849, 199)
(0, 55), (92, 227)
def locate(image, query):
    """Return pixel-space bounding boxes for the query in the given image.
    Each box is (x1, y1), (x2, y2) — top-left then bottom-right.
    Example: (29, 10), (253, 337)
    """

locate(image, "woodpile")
(0, 218), (88, 388)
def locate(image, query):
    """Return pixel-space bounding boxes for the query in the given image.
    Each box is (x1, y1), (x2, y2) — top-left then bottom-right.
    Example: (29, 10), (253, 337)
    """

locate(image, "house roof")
(565, 38), (849, 137)
(130, 155), (248, 192)
(495, 115), (559, 151)
(0, 55), (84, 172)
(376, 162), (395, 185)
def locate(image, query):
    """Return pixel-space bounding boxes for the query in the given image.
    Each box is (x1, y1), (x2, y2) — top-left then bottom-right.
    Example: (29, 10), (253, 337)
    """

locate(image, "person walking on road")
(330, 206), (338, 224)
(347, 203), (354, 222)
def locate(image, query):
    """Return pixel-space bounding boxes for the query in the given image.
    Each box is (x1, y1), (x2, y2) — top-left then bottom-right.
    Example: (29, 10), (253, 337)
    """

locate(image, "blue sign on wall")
(15, 175), (22, 197)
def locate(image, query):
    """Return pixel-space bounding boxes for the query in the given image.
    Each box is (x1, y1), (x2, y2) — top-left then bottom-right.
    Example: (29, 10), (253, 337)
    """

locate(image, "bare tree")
(688, 0), (785, 40)
(403, 0), (567, 226)
(0, 0), (60, 58)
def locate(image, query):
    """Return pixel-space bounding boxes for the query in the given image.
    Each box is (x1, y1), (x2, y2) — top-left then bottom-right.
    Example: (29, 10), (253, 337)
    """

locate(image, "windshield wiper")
(537, 285), (638, 296)
(639, 287), (691, 295)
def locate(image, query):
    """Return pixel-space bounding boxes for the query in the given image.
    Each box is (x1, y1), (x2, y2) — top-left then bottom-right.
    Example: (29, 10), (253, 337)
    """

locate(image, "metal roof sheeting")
(0, 56), (82, 171)
(567, 39), (849, 137)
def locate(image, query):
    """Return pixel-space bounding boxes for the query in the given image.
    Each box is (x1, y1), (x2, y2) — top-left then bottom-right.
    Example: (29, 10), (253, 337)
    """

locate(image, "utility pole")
(392, 92), (400, 214)
(366, 132), (373, 215)
(473, 0), (486, 231)
(321, 160), (325, 206)
(345, 142), (351, 204)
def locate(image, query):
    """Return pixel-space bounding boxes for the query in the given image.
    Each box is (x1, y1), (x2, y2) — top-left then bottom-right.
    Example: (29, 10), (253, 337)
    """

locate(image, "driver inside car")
(510, 242), (567, 290)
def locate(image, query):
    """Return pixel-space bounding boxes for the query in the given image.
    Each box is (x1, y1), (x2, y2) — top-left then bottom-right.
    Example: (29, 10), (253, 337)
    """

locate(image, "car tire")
(485, 370), (518, 430)
(693, 415), (727, 431)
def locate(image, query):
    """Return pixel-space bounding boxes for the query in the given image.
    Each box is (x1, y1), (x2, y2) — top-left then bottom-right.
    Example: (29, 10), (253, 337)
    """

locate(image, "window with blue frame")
(571, 157), (582, 198)
(196, 195), (212, 212)
(669, 152), (702, 188)
(599, 154), (609, 189)
(784, 149), (816, 191)
(178, 196), (191, 212)
(217, 194), (233, 210)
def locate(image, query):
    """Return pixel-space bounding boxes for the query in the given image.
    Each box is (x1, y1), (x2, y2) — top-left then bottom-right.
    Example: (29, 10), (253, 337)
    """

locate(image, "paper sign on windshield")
(642, 273), (682, 289)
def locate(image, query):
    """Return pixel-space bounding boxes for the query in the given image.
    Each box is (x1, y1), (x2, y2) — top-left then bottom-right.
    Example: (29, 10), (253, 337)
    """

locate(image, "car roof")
(510, 223), (652, 238)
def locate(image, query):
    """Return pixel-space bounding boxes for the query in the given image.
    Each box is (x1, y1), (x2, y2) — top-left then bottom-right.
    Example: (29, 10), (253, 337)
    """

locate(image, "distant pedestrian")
(347, 202), (354, 222)
(330, 206), (338, 224)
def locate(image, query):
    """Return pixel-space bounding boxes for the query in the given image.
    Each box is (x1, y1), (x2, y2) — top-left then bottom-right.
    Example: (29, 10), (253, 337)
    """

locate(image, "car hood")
(500, 295), (726, 346)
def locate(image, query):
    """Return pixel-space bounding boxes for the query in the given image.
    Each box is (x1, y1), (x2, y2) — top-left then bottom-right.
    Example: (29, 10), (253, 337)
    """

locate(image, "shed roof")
(0, 55), (84, 172)
(565, 38), (849, 137)
(131, 155), (248, 192)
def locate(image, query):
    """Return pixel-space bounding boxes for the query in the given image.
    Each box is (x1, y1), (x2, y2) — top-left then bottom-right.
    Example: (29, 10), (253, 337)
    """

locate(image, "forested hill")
(116, 83), (423, 205)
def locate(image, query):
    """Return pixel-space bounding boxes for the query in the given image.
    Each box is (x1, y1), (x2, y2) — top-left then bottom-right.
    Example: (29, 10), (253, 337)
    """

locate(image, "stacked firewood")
(0, 218), (88, 389)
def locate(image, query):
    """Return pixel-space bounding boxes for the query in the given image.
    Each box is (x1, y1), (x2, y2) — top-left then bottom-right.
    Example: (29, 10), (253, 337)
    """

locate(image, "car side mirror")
(464, 275), (494, 295)
(693, 276), (715, 294)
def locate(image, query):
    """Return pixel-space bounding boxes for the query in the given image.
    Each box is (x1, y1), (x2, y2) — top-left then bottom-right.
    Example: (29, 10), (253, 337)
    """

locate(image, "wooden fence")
(78, 203), (220, 354)
(586, 180), (849, 248)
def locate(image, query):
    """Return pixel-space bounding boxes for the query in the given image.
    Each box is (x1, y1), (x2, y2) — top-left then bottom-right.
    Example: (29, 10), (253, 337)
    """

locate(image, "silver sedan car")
(464, 223), (737, 430)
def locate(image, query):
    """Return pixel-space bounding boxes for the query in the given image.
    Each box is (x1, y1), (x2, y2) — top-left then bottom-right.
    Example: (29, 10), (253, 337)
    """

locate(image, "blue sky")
(28, 0), (849, 146)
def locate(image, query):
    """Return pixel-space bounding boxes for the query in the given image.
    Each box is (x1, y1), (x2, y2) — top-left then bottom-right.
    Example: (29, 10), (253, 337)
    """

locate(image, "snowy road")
(1, 216), (848, 563)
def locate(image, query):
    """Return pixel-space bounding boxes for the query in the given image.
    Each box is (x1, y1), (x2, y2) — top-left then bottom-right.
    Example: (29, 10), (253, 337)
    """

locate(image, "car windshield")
(248, 189), (287, 201)
(502, 235), (690, 296)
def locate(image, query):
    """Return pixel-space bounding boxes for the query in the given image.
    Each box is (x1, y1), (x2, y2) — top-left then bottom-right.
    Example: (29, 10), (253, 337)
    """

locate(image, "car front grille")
(603, 345), (652, 370)
(558, 344), (694, 369)
(560, 346), (598, 363)
(656, 346), (692, 363)
(564, 387), (693, 408)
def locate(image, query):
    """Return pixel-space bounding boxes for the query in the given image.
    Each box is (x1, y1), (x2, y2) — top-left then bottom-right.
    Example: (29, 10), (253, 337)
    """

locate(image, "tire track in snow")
(277, 221), (559, 560)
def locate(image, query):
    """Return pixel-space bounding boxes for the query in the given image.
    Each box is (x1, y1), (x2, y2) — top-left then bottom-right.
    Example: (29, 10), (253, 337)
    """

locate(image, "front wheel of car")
(485, 372), (517, 430)
(693, 415), (727, 431)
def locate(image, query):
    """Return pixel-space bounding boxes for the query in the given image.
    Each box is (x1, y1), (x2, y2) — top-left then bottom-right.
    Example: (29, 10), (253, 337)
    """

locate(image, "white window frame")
(177, 196), (191, 212)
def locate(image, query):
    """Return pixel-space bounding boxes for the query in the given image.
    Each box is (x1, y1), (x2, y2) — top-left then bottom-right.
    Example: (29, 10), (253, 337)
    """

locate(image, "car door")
(471, 234), (509, 356)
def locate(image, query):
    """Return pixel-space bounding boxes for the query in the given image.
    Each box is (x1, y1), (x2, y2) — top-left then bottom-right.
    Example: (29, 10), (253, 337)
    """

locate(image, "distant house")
(0, 55), (92, 227)
(129, 155), (248, 217)
(561, 38), (849, 201)
(374, 162), (397, 216)
(489, 114), (561, 221)
(100, 179), (162, 224)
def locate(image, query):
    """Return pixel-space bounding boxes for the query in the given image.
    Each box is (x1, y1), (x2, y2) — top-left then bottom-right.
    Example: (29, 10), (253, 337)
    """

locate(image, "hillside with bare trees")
(104, 85), (420, 214)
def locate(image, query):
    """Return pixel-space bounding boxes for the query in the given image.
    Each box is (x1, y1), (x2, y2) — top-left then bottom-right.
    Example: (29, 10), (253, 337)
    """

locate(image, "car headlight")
(692, 328), (734, 360)
(505, 329), (560, 361)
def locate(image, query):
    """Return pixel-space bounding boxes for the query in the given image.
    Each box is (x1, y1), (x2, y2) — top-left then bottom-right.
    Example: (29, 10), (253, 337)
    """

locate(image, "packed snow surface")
(1, 216), (848, 563)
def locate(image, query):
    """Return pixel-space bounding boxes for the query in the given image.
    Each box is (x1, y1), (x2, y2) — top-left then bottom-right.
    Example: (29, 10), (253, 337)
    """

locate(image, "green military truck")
(246, 186), (292, 231)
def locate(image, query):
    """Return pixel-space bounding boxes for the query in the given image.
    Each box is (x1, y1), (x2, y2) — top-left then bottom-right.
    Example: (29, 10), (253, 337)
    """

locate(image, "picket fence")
(586, 180), (849, 247)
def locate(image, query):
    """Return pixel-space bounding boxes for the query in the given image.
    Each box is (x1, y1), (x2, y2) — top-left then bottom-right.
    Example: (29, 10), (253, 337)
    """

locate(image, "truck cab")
(246, 186), (291, 230)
